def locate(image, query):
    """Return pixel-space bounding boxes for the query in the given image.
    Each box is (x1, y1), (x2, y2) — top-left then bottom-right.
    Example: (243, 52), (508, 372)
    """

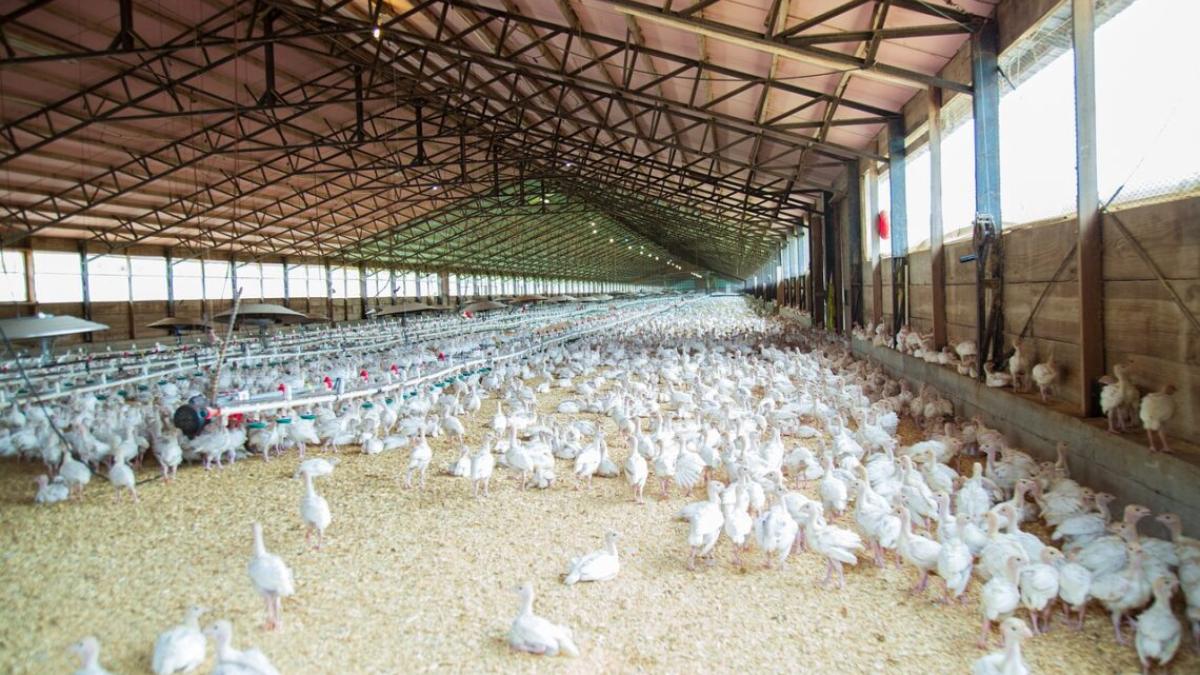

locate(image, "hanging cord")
(0, 325), (77, 454)
(208, 288), (243, 404)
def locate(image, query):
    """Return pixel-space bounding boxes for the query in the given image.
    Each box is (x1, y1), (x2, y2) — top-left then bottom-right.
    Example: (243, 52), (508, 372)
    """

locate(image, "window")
(422, 273), (439, 297)
(86, 255), (130, 302)
(940, 109), (976, 239)
(906, 147), (932, 251)
(234, 262), (262, 301)
(204, 260), (232, 301)
(329, 267), (346, 298)
(364, 269), (385, 299)
(344, 267), (362, 298)
(33, 251), (83, 303)
(307, 264), (327, 298)
(447, 274), (458, 296)
(261, 263), (285, 298)
(286, 264), (306, 298)
(999, 44), (1077, 224)
(0, 250), (27, 302)
(399, 271), (416, 297)
(130, 256), (168, 301)
(1097, 0), (1200, 204)
(173, 260), (203, 300)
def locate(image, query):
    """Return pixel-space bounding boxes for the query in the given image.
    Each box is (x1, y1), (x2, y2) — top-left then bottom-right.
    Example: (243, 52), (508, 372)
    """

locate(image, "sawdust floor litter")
(0, 386), (1191, 674)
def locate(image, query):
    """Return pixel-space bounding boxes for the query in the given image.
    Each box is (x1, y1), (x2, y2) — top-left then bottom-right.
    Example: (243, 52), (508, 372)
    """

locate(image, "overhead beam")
(597, 0), (973, 93)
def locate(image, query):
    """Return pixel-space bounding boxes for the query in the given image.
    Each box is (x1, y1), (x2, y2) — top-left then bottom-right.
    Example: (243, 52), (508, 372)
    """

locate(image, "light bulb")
(372, 25), (381, 39)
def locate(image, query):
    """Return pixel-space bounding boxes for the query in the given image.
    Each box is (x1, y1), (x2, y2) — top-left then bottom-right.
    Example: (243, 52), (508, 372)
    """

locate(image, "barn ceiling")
(0, 0), (994, 281)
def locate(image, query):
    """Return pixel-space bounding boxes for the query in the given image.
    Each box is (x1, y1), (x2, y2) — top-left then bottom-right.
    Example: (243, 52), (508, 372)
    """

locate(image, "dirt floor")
(0, 383), (1195, 674)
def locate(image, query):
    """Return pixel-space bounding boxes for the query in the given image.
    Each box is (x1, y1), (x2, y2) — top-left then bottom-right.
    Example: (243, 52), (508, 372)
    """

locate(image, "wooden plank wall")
(866, 195), (1198, 445)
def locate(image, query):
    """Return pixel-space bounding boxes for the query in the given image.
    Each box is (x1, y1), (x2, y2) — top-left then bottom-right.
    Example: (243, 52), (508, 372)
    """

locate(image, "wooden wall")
(857, 195), (1199, 446)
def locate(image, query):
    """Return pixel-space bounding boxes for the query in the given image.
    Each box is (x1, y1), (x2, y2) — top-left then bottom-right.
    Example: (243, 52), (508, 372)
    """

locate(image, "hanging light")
(372, 25), (381, 39)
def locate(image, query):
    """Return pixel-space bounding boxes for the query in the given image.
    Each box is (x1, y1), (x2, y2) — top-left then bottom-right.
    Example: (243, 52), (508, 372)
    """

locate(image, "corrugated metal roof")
(0, 0), (995, 282)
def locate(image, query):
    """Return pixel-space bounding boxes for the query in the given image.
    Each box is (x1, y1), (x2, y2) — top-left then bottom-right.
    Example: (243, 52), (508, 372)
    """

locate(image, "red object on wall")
(877, 210), (890, 239)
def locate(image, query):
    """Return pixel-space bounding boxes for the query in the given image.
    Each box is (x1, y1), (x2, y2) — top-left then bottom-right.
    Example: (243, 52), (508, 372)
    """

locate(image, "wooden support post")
(928, 88), (948, 348)
(867, 163), (882, 325)
(281, 258), (290, 305)
(125, 253), (135, 340)
(810, 208), (825, 327)
(22, 246), (35, 312)
(359, 262), (369, 319)
(888, 118), (909, 336)
(165, 249), (175, 318)
(78, 241), (92, 343)
(1074, 0), (1103, 416)
(845, 162), (864, 329)
(439, 270), (451, 306)
(324, 260), (334, 322)
(824, 190), (841, 332)
(972, 20), (1003, 370)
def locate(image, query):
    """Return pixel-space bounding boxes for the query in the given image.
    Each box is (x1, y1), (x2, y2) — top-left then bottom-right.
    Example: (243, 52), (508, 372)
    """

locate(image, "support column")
(282, 258), (290, 306)
(1074, 0), (1103, 416)
(810, 206), (825, 327)
(359, 262), (369, 319)
(972, 20), (1003, 372)
(845, 162), (864, 329)
(929, 88), (948, 349)
(888, 118), (909, 337)
(324, 260), (334, 322)
(867, 163), (882, 325)
(389, 269), (397, 304)
(165, 249), (175, 318)
(439, 271), (451, 306)
(23, 246), (35, 312)
(78, 241), (92, 343)
(823, 191), (840, 331)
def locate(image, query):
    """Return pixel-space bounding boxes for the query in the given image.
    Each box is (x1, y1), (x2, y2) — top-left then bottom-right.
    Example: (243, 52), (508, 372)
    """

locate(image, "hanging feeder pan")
(0, 314), (109, 340)
(212, 304), (310, 325)
(146, 317), (210, 333)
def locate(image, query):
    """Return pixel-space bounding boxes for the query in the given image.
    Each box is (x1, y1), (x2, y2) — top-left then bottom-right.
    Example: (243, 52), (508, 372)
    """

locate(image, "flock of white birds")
(854, 322), (1178, 453)
(4, 296), (1196, 675)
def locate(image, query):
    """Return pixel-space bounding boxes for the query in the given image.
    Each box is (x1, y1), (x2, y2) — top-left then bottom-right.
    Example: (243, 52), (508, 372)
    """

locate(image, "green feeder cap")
(384, 398), (394, 405)
(247, 421), (268, 430)
(137, 384), (149, 391)
(116, 390), (127, 397)
(361, 402), (374, 410)
(194, 372), (203, 377)
(157, 380), (167, 386)
(276, 417), (292, 424)
(95, 394), (108, 401)
(300, 414), (316, 421)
